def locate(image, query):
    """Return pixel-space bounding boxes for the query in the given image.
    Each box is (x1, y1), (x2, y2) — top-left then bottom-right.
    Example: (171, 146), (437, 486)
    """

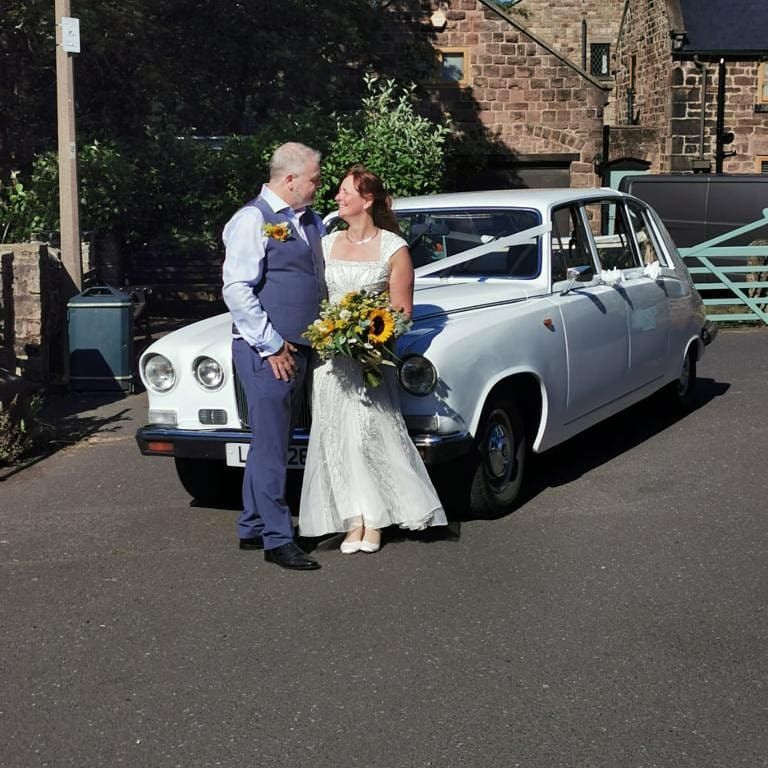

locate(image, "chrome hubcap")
(486, 418), (512, 480)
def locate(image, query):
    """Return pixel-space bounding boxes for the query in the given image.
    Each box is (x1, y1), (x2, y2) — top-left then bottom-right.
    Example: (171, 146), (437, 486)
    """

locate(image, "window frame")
(758, 62), (768, 104)
(756, 155), (768, 173)
(433, 47), (470, 87)
(581, 199), (643, 273)
(589, 42), (611, 78)
(625, 199), (671, 268)
(550, 203), (597, 285)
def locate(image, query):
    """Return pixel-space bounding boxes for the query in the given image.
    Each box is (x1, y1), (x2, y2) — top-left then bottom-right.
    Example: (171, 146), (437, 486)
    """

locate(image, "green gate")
(679, 209), (768, 325)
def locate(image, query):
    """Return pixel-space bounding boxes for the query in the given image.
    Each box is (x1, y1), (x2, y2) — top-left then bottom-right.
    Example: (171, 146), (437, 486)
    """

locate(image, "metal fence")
(679, 209), (768, 325)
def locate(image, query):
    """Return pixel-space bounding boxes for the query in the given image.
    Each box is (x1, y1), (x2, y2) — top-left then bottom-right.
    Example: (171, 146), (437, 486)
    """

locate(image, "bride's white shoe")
(340, 540), (362, 554)
(340, 528), (364, 554)
(359, 529), (381, 553)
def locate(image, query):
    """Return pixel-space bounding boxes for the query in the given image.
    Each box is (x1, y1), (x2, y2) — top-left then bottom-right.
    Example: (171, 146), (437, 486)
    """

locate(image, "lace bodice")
(322, 229), (407, 301)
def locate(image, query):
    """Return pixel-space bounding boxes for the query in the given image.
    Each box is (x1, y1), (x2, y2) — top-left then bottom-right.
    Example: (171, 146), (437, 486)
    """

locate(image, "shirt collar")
(261, 184), (305, 218)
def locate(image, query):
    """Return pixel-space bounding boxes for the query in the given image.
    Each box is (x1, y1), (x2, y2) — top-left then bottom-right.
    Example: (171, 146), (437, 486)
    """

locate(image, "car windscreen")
(395, 208), (542, 278)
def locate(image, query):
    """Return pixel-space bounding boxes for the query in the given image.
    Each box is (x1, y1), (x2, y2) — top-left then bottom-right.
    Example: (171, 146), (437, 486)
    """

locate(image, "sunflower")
(367, 308), (395, 344)
(263, 222), (291, 242)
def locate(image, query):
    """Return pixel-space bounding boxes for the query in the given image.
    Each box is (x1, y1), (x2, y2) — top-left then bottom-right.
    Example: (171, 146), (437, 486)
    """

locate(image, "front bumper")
(135, 425), (473, 465)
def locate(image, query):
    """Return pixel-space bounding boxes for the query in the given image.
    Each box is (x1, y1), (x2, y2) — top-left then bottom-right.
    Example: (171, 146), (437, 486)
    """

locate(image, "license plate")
(225, 443), (307, 469)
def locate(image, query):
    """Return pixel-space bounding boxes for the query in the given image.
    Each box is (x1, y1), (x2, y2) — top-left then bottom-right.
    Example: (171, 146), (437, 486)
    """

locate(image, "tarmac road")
(1, 328), (766, 768)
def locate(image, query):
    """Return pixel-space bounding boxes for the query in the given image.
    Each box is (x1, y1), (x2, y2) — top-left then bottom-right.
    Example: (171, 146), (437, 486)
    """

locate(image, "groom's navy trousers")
(232, 338), (311, 548)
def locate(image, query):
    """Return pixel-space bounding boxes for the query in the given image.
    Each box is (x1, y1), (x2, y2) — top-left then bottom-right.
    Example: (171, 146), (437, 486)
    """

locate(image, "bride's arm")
(388, 246), (414, 318)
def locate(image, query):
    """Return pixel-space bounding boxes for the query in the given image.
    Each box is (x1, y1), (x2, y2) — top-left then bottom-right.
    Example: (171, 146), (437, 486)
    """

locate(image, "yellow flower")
(263, 222), (291, 242)
(368, 308), (395, 344)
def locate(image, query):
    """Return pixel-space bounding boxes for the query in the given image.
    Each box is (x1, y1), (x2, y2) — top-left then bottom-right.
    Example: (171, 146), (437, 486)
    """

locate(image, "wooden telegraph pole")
(54, 0), (82, 291)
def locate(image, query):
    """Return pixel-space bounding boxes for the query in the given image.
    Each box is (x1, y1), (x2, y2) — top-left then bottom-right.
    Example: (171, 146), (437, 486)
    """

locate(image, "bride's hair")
(344, 164), (400, 234)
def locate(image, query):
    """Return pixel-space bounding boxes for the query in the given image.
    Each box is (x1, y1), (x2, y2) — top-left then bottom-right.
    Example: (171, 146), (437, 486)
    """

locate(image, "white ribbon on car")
(413, 223), (551, 278)
(642, 260), (662, 280)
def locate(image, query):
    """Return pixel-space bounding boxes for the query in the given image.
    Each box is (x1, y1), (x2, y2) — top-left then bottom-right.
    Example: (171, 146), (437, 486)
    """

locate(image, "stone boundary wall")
(0, 243), (68, 383)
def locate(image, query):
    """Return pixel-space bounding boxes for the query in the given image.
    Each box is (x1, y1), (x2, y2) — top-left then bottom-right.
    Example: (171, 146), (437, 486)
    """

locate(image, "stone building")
(610, 0), (768, 177)
(382, 0), (767, 186)
(381, 0), (614, 188)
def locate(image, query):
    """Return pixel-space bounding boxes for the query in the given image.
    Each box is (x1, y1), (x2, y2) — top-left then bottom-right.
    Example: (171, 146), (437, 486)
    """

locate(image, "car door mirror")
(561, 264), (595, 294)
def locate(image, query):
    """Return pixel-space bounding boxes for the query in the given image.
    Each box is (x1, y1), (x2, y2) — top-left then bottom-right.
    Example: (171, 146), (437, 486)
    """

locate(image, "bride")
(298, 165), (447, 553)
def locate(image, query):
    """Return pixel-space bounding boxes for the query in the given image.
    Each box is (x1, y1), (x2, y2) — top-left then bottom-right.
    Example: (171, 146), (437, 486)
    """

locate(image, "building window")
(757, 156), (768, 173)
(590, 43), (610, 77)
(759, 63), (768, 103)
(436, 48), (469, 85)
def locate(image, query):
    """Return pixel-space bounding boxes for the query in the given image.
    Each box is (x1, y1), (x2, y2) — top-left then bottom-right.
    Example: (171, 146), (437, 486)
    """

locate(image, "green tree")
(318, 75), (453, 213)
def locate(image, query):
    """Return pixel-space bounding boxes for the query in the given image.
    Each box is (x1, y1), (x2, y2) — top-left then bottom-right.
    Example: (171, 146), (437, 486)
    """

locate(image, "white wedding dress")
(298, 229), (447, 537)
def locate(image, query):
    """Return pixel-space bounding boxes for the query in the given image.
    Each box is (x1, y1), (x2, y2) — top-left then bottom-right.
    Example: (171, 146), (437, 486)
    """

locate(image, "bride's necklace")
(345, 227), (379, 245)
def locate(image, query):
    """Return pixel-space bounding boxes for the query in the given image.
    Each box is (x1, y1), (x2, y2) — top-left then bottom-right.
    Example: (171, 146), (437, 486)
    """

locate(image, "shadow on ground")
(431, 375), (730, 523)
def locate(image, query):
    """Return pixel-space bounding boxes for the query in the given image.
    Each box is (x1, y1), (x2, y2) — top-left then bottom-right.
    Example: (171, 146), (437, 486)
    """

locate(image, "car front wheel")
(469, 398), (527, 519)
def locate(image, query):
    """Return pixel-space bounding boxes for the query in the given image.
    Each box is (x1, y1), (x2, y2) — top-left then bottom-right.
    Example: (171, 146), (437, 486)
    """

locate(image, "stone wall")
(383, 0), (609, 187)
(0, 243), (68, 383)
(516, 0), (624, 69)
(613, 0), (768, 172)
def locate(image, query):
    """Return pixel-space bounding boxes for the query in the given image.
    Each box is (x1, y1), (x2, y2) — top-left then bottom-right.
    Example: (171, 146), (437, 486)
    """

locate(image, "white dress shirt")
(222, 185), (316, 357)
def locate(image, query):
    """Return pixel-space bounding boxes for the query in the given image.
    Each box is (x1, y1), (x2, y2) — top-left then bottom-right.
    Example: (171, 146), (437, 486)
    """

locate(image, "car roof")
(391, 187), (626, 211)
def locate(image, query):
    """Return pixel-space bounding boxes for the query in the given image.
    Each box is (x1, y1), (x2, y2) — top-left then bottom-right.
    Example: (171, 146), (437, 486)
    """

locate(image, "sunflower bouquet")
(303, 290), (412, 388)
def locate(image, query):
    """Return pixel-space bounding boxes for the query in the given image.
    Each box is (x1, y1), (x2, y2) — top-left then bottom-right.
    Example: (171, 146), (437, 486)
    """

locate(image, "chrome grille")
(233, 362), (312, 431)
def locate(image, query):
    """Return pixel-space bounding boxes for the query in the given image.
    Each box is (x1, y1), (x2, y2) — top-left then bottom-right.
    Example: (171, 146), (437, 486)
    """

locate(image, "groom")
(222, 142), (326, 570)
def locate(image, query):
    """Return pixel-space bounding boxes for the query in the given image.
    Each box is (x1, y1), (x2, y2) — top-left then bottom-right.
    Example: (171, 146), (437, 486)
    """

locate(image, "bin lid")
(67, 285), (133, 308)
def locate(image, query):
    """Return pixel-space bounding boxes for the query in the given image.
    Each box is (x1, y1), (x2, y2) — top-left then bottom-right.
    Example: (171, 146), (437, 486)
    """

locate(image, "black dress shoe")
(264, 541), (321, 570)
(239, 536), (264, 550)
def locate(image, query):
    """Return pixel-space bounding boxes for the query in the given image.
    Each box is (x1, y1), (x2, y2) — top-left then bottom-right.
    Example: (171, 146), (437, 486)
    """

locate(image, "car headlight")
(193, 356), (224, 390)
(398, 355), (437, 396)
(143, 354), (176, 392)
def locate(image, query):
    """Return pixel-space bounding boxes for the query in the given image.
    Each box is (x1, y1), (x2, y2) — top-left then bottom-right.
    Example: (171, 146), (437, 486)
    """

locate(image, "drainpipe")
(714, 58), (735, 173)
(692, 57), (711, 172)
(582, 19), (587, 71)
(696, 57), (706, 159)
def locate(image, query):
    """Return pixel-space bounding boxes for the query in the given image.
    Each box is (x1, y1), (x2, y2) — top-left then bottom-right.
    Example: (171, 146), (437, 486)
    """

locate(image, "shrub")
(0, 76), (452, 249)
(0, 393), (49, 467)
(318, 75), (453, 212)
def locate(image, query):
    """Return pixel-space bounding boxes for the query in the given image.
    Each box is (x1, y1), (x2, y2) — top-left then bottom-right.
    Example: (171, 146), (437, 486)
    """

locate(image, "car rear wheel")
(174, 458), (243, 507)
(667, 347), (697, 411)
(469, 398), (527, 519)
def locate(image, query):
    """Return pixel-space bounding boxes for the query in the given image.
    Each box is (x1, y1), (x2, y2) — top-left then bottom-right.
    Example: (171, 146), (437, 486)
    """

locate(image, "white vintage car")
(135, 188), (716, 517)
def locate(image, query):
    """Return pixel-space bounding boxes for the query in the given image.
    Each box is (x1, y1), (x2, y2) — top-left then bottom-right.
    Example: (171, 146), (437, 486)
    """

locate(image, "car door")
(581, 197), (671, 394)
(550, 203), (630, 423)
(622, 199), (671, 388)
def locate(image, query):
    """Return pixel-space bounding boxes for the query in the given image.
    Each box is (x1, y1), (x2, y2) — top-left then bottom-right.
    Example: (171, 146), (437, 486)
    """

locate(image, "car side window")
(550, 205), (594, 282)
(583, 200), (642, 271)
(626, 200), (669, 267)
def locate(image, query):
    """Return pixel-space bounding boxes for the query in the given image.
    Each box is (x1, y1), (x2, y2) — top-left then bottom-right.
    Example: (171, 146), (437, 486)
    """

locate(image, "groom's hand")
(268, 342), (298, 381)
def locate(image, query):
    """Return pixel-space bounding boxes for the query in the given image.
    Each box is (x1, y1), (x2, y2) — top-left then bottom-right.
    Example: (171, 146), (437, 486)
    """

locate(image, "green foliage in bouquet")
(303, 290), (412, 388)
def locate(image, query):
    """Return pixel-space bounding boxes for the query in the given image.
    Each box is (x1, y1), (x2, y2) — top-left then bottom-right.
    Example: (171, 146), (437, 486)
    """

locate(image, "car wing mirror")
(561, 264), (595, 295)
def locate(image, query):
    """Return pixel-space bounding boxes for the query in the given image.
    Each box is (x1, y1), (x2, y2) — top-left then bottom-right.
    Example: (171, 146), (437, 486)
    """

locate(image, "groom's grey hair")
(269, 142), (321, 180)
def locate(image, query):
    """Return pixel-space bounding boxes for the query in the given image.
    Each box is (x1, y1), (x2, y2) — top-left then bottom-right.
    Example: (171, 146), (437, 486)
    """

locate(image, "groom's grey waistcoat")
(241, 196), (326, 346)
